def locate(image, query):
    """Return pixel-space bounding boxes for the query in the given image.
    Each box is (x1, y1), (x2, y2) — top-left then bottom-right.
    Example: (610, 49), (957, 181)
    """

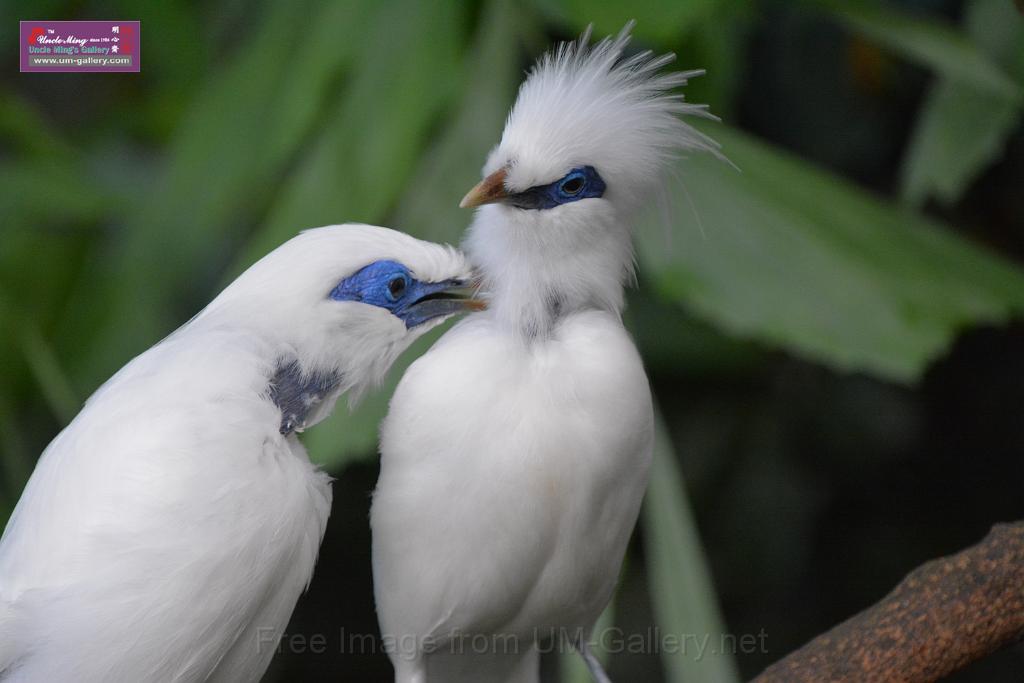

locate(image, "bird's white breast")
(373, 309), (653, 646)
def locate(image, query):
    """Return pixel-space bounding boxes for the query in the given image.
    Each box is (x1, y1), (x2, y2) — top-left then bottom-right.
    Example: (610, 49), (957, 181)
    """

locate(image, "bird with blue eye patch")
(458, 165), (607, 211)
(373, 23), (722, 683)
(495, 166), (605, 210)
(0, 224), (483, 683)
(330, 259), (478, 328)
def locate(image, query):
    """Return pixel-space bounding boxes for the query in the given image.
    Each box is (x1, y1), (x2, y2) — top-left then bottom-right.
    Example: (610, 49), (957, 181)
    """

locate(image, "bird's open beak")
(403, 278), (486, 328)
(459, 168), (509, 209)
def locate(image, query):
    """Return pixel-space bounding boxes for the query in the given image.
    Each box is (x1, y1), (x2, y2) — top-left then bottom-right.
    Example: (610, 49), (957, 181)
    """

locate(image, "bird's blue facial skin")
(507, 165), (606, 210)
(329, 260), (470, 328)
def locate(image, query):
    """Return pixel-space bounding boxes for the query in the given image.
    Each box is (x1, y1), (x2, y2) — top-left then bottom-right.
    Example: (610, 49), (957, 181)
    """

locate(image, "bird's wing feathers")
(0, 330), (331, 682)
(0, 598), (19, 676)
(0, 329), (264, 592)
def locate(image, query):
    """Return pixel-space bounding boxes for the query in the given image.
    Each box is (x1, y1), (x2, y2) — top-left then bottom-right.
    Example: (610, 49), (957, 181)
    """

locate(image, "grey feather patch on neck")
(268, 360), (342, 436)
(546, 291), (565, 321)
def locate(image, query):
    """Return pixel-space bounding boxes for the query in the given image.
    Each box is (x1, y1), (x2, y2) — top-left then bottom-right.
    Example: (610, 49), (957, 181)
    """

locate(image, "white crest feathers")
(488, 21), (721, 211)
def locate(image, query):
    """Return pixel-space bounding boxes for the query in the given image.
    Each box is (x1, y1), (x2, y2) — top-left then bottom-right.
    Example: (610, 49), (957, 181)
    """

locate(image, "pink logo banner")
(20, 20), (140, 73)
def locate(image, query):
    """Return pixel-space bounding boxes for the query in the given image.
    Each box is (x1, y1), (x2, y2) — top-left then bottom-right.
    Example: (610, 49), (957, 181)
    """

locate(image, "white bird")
(371, 24), (720, 683)
(0, 225), (480, 683)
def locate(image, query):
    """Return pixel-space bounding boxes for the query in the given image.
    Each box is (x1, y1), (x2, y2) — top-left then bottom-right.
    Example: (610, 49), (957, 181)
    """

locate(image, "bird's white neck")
(184, 312), (393, 418)
(464, 205), (633, 339)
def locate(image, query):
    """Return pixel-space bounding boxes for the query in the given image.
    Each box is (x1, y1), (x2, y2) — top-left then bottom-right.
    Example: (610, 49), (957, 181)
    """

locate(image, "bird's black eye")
(387, 275), (407, 300)
(559, 175), (585, 196)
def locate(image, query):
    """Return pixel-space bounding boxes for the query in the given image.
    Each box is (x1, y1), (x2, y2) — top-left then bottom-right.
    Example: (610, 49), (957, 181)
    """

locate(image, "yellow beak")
(459, 168), (509, 209)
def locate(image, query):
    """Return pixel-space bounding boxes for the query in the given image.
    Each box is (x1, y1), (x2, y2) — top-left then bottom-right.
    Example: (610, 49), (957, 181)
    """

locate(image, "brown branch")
(751, 522), (1024, 683)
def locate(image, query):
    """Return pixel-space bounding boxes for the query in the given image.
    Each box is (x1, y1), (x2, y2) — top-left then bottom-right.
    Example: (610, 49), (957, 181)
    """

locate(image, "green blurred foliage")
(639, 123), (1024, 382)
(2, 0), (1023, 681)
(901, 0), (1024, 205)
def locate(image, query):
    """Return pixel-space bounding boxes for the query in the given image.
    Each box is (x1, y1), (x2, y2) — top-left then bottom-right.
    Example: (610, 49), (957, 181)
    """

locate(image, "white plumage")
(372, 24), (719, 683)
(0, 225), (477, 682)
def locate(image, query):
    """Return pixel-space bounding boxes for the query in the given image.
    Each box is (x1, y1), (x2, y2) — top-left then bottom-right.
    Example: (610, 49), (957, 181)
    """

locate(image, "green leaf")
(678, 6), (754, 121)
(389, 0), (523, 245)
(0, 90), (76, 160)
(0, 282), (20, 389)
(0, 404), (35, 533)
(302, 0), (522, 470)
(112, 0), (207, 86)
(627, 292), (765, 378)
(76, 0), (377, 386)
(0, 226), (94, 358)
(231, 0), (465, 270)
(17, 324), (80, 425)
(643, 408), (740, 683)
(111, 0), (209, 138)
(636, 124), (1024, 383)
(559, 601), (616, 683)
(901, 0), (1024, 207)
(0, 159), (122, 228)
(810, 0), (1022, 101)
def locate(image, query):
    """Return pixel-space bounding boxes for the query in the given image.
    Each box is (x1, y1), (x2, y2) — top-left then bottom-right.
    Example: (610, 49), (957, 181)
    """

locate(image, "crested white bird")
(0, 225), (480, 683)
(371, 24), (720, 683)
